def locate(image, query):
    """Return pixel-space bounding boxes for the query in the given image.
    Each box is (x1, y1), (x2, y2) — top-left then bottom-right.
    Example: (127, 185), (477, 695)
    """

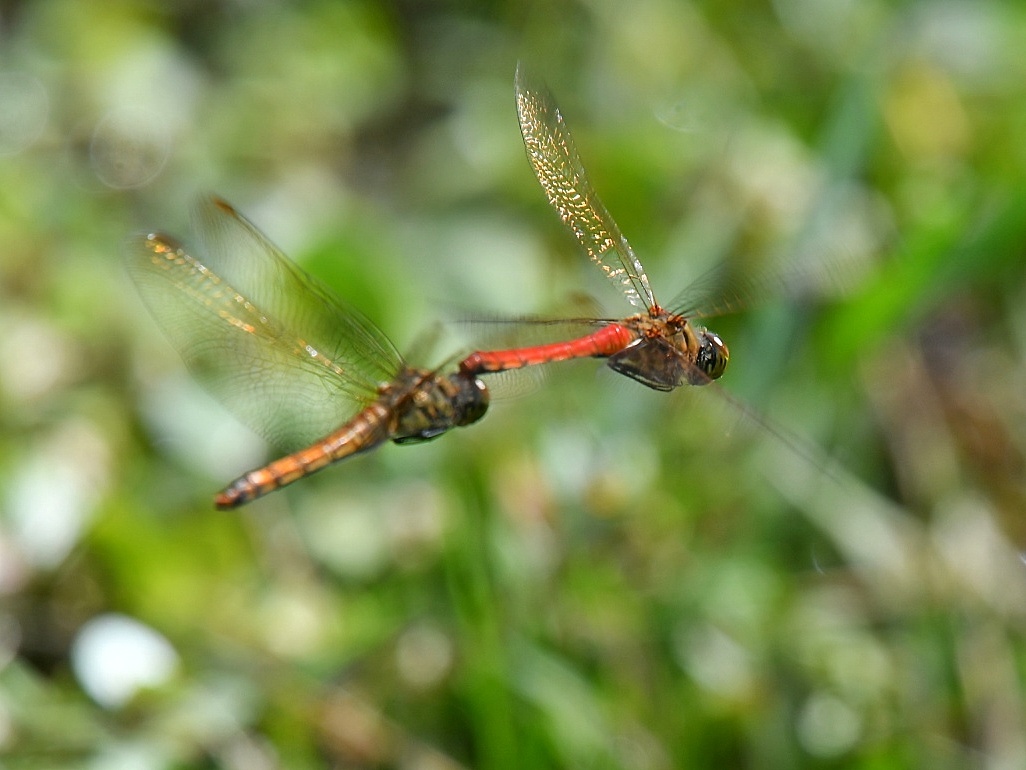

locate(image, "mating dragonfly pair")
(129, 65), (730, 509)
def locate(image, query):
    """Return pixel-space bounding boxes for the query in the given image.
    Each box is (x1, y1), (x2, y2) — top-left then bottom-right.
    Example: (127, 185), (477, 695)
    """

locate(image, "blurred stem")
(444, 468), (521, 770)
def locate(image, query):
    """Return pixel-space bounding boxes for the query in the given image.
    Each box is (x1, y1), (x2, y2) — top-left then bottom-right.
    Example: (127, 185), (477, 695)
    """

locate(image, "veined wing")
(515, 62), (657, 313)
(193, 197), (401, 387)
(127, 199), (404, 451)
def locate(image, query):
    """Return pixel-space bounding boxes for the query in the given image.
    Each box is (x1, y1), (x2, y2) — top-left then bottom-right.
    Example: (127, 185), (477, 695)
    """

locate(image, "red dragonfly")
(128, 197), (489, 509)
(460, 64), (729, 390)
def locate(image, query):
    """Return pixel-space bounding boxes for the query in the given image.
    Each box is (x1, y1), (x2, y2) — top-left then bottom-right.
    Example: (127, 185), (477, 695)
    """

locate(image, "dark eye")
(697, 330), (729, 381)
(457, 377), (490, 426)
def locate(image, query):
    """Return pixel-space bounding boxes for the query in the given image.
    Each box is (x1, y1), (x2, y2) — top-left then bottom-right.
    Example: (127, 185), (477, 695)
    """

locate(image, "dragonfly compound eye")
(696, 330), (729, 382)
(455, 376), (490, 426)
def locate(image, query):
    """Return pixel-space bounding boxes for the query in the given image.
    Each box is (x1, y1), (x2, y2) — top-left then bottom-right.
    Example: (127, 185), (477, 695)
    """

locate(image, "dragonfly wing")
(193, 197), (402, 387)
(127, 209), (401, 451)
(663, 258), (759, 320)
(515, 62), (657, 312)
(459, 314), (613, 351)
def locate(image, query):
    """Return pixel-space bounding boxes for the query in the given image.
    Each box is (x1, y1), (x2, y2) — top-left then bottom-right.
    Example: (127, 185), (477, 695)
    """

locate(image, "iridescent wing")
(127, 197), (404, 451)
(515, 62), (657, 313)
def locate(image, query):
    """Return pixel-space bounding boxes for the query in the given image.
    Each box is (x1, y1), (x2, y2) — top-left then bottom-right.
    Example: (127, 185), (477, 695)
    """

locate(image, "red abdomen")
(460, 323), (637, 374)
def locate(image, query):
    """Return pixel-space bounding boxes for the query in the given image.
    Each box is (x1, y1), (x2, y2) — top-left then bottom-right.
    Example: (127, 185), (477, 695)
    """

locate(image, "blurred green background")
(3, 0), (1026, 767)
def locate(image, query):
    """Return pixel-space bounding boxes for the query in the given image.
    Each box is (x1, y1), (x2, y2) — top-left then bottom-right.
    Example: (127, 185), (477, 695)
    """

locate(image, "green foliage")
(2, 0), (1026, 767)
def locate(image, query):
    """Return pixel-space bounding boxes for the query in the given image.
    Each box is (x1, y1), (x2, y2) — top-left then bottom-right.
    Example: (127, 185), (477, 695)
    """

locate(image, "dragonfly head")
(695, 329), (729, 382)
(454, 374), (490, 427)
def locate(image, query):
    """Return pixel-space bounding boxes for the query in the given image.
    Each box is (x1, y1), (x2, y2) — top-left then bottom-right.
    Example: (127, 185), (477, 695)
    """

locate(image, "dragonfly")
(459, 63), (729, 391)
(127, 196), (489, 509)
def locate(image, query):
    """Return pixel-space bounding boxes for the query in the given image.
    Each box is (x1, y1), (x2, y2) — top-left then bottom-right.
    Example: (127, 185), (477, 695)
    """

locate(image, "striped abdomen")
(214, 402), (390, 509)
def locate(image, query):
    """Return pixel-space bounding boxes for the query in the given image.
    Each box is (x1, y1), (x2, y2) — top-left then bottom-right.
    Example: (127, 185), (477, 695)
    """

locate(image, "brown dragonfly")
(459, 63), (729, 390)
(128, 197), (488, 509)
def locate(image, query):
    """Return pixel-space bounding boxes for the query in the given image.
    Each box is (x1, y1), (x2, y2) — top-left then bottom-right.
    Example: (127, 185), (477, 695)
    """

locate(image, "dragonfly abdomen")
(214, 402), (392, 509)
(460, 322), (637, 374)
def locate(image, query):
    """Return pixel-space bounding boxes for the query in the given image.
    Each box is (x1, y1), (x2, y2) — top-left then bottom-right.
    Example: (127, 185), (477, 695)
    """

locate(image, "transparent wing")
(458, 314), (614, 351)
(515, 62), (657, 312)
(126, 198), (404, 450)
(665, 260), (752, 320)
(193, 197), (401, 386)
(667, 250), (869, 321)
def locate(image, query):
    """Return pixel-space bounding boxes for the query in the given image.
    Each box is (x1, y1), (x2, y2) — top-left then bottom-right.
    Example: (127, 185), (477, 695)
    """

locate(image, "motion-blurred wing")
(127, 199), (403, 450)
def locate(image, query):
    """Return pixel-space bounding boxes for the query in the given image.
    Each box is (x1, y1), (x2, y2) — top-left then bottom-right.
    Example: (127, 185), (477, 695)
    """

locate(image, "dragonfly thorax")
(605, 320), (728, 390)
(391, 370), (489, 444)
